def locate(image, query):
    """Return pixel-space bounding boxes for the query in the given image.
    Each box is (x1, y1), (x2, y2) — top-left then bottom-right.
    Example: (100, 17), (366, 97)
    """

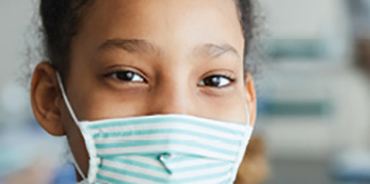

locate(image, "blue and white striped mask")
(57, 73), (254, 184)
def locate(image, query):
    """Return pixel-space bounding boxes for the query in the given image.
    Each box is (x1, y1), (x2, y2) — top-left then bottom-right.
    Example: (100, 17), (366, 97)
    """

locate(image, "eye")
(198, 75), (234, 87)
(110, 70), (145, 82)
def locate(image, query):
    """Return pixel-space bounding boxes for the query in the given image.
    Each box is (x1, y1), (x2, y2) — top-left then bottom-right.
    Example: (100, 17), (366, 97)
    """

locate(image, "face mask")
(56, 73), (254, 184)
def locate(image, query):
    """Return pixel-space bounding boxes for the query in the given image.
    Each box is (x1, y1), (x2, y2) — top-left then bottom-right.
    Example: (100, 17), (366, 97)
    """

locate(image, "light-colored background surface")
(1, 0), (370, 183)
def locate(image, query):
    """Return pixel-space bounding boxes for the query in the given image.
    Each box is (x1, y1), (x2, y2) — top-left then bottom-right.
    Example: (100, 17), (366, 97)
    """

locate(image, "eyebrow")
(99, 39), (159, 54)
(194, 43), (240, 59)
(99, 38), (239, 59)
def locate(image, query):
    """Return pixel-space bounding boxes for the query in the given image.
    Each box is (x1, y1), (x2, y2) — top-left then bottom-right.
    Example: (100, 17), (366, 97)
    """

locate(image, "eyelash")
(198, 75), (236, 88)
(104, 70), (146, 83)
(104, 70), (236, 88)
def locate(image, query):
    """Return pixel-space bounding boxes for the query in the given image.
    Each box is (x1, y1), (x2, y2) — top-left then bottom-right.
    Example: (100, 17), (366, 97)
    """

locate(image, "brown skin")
(31, 0), (256, 181)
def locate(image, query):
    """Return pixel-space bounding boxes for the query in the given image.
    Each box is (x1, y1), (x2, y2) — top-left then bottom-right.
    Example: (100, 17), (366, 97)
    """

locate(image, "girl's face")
(31, 0), (256, 179)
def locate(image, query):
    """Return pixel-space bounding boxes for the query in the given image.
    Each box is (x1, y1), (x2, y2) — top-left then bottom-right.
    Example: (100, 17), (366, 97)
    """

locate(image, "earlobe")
(31, 62), (66, 136)
(244, 72), (256, 127)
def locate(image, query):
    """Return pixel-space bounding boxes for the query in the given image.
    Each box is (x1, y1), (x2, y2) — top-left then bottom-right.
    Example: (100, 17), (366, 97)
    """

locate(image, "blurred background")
(1, 0), (370, 183)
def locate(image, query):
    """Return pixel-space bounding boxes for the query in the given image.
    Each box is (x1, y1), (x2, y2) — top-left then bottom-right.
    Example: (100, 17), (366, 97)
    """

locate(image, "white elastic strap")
(56, 72), (87, 180)
(56, 72), (80, 124)
(230, 103), (253, 183)
(245, 103), (251, 126)
(73, 157), (87, 181)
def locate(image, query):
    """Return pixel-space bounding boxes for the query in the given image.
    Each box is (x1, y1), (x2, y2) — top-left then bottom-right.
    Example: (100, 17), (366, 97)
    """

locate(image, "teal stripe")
(98, 150), (198, 158)
(100, 165), (167, 183)
(93, 128), (240, 145)
(179, 170), (233, 183)
(95, 140), (237, 156)
(87, 117), (244, 136)
(218, 177), (232, 184)
(98, 165), (232, 183)
(103, 157), (167, 174)
(155, 154), (201, 164)
(97, 173), (134, 184)
(153, 154), (226, 165)
(169, 162), (229, 173)
(103, 156), (230, 174)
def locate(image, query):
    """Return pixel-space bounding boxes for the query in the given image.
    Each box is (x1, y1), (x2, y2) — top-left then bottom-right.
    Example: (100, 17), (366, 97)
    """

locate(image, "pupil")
(205, 76), (221, 86)
(117, 71), (134, 81)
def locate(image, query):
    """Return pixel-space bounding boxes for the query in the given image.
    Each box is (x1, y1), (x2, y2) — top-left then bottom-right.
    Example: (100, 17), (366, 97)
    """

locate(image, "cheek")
(69, 87), (247, 125)
(61, 107), (89, 177)
(213, 94), (247, 124)
(71, 88), (149, 120)
(196, 84), (248, 124)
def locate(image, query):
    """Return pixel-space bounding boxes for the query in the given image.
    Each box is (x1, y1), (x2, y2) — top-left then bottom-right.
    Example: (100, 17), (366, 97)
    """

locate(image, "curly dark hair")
(40, 0), (256, 78)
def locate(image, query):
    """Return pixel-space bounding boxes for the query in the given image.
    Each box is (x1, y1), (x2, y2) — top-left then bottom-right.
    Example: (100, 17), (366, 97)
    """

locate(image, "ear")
(31, 62), (65, 136)
(244, 72), (257, 127)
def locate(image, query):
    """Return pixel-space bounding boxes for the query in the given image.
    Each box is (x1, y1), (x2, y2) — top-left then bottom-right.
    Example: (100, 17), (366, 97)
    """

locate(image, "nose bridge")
(148, 71), (191, 115)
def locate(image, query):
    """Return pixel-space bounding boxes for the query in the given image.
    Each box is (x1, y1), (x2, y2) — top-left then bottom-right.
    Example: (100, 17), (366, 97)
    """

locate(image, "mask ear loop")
(56, 72), (87, 181)
(56, 72), (80, 124)
(245, 103), (251, 127)
(73, 157), (87, 182)
(230, 103), (253, 183)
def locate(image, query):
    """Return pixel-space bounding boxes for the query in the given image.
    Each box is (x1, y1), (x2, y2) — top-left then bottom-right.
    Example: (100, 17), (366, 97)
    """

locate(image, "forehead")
(74, 0), (244, 58)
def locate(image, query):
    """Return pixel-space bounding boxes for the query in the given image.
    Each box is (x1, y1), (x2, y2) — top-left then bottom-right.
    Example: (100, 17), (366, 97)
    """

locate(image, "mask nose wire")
(56, 72), (87, 181)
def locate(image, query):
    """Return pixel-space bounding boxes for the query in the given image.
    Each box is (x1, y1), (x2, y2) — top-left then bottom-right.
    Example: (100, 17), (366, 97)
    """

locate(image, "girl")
(30, 0), (257, 183)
